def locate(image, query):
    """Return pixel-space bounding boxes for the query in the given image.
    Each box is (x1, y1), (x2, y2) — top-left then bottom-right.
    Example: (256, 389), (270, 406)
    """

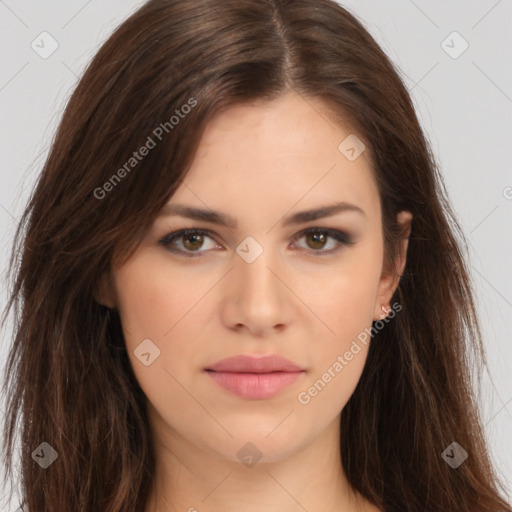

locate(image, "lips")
(204, 354), (305, 399)
(205, 354), (304, 373)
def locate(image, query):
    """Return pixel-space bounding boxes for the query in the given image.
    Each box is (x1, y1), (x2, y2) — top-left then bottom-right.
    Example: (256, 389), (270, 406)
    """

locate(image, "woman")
(2, 0), (510, 511)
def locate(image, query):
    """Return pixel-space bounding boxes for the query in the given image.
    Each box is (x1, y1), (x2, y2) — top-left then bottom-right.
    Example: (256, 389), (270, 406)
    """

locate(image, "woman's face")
(106, 91), (409, 465)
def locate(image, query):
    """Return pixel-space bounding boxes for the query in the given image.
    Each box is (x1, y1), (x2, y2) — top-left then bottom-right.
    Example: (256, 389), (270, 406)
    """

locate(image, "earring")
(379, 305), (390, 319)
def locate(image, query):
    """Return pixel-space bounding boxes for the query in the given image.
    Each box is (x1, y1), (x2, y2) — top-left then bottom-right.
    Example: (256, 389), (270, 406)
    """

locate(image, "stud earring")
(380, 305), (390, 319)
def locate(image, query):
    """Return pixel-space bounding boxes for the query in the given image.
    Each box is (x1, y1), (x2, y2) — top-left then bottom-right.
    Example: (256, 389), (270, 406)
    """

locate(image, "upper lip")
(205, 354), (305, 373)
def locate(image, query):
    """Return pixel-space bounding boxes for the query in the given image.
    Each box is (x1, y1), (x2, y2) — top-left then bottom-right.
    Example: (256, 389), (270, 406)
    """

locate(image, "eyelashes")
(158, 227), (356, 258)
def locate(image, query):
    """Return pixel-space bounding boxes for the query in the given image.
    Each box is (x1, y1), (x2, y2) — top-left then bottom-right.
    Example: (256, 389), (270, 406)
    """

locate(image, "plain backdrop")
(1, 1), (511, 509)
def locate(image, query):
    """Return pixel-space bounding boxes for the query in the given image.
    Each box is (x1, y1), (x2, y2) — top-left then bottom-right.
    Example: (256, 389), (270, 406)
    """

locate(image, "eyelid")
(158, 228), (221, 257)
(158, 227), (356, 257)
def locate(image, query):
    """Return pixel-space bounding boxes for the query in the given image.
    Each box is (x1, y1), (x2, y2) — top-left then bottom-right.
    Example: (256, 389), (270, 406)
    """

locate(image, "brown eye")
(293, 228), (355, 255)
(159, 229), (219, 256)
(182, 233), (205, 251)
(159, 227), (355, 258)
(304, 231), (328, 250)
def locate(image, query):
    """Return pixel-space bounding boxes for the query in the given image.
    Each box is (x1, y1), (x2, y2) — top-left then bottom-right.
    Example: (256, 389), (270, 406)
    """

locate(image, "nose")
(219, 244), (292, 337)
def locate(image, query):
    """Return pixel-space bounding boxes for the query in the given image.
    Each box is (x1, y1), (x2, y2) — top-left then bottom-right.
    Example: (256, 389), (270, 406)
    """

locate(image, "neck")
(144, 409), (369, 512)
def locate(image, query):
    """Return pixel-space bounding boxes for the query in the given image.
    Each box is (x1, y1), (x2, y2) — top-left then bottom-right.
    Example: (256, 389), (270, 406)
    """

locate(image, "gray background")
(1, 0), (511, 509)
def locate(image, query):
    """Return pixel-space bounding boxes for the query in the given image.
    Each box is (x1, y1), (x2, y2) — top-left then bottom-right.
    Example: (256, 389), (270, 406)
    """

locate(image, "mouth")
(204, 354), (306, 399)
(205, 369), (305, 399)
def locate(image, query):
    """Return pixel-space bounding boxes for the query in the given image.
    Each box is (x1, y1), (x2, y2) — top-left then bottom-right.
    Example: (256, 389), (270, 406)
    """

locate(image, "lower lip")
(205, 370), (304, 399)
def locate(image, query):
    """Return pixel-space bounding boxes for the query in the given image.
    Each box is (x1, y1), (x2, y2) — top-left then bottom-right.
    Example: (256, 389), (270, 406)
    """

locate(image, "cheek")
(305, 239), (383, 341)
(113, 255), (204, 411)
(112, 254), (187, 377)
(113, 251), (224, 378)
(296, 270), (379, 419)
(299, 238), (382, 408)
(114, 251), (196, 342)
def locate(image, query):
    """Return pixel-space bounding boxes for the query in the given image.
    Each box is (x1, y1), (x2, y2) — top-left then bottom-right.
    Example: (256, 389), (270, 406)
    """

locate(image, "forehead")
(169, 92), (380, 224)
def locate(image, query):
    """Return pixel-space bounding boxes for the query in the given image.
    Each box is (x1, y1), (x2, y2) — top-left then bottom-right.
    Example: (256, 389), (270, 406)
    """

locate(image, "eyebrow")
(158, 201), (365, 229)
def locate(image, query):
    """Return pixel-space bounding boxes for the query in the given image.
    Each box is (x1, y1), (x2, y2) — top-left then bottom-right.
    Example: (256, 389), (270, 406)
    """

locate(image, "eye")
(158, 227), (355, 257)
(159, 229), (220, 257)
(292, 227), (355, 255)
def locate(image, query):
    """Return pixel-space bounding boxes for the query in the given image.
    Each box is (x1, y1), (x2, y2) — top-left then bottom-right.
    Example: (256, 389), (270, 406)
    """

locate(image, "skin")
(98, 91), (412, 512)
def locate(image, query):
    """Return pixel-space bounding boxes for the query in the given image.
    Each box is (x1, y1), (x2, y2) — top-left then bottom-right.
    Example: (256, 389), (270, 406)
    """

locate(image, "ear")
(373, 210), (413, 321)
(93, 271), (117, 309)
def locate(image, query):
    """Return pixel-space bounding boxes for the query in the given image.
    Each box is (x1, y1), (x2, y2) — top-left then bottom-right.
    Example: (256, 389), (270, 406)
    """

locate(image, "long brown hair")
(2, 1), (510, 510)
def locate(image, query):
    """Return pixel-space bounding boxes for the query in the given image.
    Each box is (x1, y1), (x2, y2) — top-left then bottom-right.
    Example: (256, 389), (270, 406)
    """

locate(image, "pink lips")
(205, 354), (305, 399)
